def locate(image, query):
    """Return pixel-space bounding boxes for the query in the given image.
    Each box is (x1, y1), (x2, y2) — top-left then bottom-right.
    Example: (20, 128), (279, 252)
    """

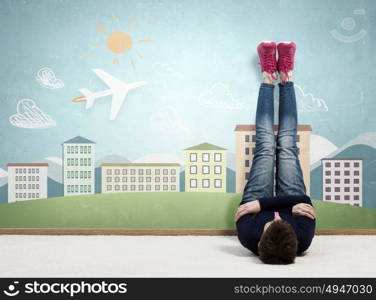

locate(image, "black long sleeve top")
(237, 195), (316, 256)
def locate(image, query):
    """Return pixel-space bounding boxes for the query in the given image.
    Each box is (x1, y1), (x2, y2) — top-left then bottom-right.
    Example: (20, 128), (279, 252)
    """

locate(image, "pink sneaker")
(277, 41), (296, 84)
(257, 41), (278, 81)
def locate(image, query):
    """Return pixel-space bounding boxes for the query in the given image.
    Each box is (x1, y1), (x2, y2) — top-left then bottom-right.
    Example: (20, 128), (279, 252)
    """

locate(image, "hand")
(292, 203), (316, 220)
(234, 200), (261, 222)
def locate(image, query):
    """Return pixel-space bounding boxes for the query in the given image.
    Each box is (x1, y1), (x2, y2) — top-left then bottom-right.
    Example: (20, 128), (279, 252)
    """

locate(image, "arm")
(257, 194), (312, 212)
(236, 213), (262, 256)
(295, 216), (316, 254)
(235, 195), (313, 222)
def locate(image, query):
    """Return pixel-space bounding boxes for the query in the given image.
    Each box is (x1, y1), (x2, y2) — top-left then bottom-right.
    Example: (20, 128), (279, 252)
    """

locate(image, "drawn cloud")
(295, 84), (328, 112)
(198, 82), (243, 110)
(9, 99), (56, 129)
(152, 62), (183, 78)
(149, 105), (189, 134)
(36, 67), (64, 89)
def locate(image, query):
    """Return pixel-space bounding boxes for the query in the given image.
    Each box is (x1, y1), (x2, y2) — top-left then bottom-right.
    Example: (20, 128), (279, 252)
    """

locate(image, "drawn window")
(214, 179), (222, 188)
(190, 166), (197, 174)
(214, 165), (221, 174)
(202, 179), (210, 188)
(190, 179), (197, 188)
(190, 153), (197, 162)
(202, 166), (210, 174)
(214, 153), (222, 162)
(202, 153), (210, 162)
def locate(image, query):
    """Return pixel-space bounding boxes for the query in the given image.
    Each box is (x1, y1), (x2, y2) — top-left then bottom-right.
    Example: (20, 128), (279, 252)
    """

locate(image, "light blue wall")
(0, 0), (375, 167)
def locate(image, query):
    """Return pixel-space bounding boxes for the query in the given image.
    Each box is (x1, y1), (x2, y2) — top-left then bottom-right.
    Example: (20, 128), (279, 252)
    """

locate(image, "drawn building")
(7, 163), (48, 203)
(322, 158), (363, 206)
(62, 136), (95, 196)
(234, 125), (312, 195)
(184, 143), (227, 192)
(101, 163), (180, 193)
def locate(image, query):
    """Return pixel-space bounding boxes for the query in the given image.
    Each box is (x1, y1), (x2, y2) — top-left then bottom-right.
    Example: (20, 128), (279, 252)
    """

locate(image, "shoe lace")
(258, 52), (277, 80)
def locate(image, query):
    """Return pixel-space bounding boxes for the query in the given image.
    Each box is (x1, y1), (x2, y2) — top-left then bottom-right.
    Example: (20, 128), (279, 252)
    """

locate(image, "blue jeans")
(241, 81), (306, 204)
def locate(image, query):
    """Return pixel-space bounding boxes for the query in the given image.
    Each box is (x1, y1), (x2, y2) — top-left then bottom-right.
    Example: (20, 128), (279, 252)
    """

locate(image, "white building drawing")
(7, 163), (48, 202)
(62, 136), (95, 196)
(322, 158), (363, 206)
(101, 163), (180, 193)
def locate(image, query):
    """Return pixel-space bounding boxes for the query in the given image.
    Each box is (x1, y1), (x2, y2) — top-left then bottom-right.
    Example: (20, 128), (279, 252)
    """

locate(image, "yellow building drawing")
(184, 143), (227, 192)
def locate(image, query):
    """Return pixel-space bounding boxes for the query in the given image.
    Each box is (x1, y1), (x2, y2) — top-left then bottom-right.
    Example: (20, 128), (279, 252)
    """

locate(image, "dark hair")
(258, 220), (298, 264)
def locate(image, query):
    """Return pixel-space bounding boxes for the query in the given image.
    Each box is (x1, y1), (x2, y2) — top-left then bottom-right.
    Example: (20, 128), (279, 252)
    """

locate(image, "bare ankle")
(262, 72), (274, 84)
(279, 71), (293, 82)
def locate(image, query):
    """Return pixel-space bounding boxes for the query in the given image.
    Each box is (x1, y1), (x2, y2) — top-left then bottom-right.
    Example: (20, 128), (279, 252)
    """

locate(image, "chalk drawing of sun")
(85, 13), (152, 68)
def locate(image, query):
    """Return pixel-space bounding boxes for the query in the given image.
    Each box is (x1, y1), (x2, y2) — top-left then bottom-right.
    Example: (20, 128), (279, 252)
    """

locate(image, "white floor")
(0, 235), (375, 277)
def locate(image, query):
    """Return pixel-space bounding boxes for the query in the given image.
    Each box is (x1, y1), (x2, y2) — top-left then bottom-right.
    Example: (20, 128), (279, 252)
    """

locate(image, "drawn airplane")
(72, 68), (146, 120)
